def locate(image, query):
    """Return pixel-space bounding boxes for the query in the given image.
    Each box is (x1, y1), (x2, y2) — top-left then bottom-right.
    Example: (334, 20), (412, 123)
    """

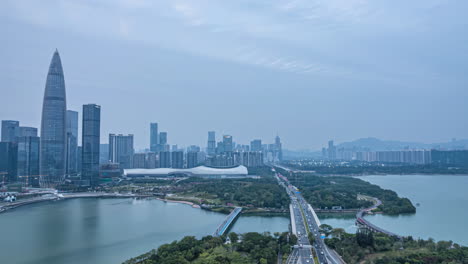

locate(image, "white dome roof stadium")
(123, 165), (248, 178)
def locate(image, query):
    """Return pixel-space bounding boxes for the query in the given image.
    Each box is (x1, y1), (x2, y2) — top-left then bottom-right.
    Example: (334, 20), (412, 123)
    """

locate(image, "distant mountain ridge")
(336, 137), (468, 151)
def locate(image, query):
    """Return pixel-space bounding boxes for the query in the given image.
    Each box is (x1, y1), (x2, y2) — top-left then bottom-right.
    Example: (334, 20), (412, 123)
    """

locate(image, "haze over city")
(1, 0), (467, 150)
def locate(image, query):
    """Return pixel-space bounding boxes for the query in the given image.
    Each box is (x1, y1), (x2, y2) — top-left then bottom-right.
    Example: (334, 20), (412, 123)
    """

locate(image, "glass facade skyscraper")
(66, 110), (78, 176)
(82, 104), (101, 186)
(150, 123), (158, 152)
(207, 131), (216, 155)
(1, 120), (19, 142)
(17, 136), (40, 187)
(40, 50), (67, 188)
(109, 134), (134, 169)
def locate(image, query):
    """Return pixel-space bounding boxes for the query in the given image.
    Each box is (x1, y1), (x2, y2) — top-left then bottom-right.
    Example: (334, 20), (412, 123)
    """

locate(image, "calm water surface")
(0, 198), (288, 264)
(324, 175), (468, 246)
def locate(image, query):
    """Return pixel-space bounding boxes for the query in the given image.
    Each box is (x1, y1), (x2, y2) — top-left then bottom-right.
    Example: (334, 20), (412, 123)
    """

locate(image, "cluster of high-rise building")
(0, 50), (283, 190)
(0, 50), (102, 188)
(322, 140), (468, 166)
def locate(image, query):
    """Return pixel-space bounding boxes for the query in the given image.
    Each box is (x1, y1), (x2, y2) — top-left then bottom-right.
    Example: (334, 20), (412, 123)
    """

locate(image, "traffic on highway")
(276, 170), (342, 264)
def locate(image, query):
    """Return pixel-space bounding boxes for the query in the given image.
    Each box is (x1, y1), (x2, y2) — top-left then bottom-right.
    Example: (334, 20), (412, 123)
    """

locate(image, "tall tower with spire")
(40, 50), (67, 188)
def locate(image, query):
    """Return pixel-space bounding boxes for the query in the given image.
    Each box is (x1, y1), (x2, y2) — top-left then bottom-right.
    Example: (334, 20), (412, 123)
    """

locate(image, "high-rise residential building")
(207, 131), (216, 155)
(82, 104), (101, 186)
(1, 120), (19, 142)
(223, 135), (233, 152)
(146, 152), (157, 169)
(17, 136), (40, 187)
(133, 153), (147, 168)
(250, 139), (262, 152)
(109, 134), (134, 169)
(159, 151), (171, 168)
(150, 123), (158, 152)
(40, 50), (67, 188)
(0, 142), (18, 184)
(187, 151), (199, 168)
(99, 144), (109, 164)
(66, 110), (78, 176)
(171, 151), (184, 169)
(18, 127), (38, 137)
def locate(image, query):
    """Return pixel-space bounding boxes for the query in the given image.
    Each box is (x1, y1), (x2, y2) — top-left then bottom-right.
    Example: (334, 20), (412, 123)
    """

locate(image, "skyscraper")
(275, 136), (283, 161)
(171, 151), (184, 168)
(159, 151), (171, 168)
(328, 140), (336, 160)
(0, 142), (18, 184)
(82, 104), (101, 186)
(17, 135), (40, 187)
(66, 110), (78, 176)
(187, 151), (199, 168)
(223, 135), (233, 152)
(250, 139), (262, 152)
(150, 123), (158, 152)
(109, 134), (134, 169)
(207, 131), (216, 155)
(40, 50), (67, 188)
(159, 131), (168, 151)
(1, 120), (19, 142)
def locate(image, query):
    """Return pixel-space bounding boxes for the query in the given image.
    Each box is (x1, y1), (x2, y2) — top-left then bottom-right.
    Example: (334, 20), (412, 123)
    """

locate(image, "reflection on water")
(0, 198), (290, 264)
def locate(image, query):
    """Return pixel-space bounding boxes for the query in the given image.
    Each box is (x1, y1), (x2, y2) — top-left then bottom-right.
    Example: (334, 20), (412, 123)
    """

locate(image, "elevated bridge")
(213, 207), (242, 237)
(356, 211), (402, 239)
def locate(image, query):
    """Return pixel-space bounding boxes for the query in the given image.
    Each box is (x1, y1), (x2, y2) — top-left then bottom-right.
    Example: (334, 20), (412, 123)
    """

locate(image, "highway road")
(276, 169), (343, 264)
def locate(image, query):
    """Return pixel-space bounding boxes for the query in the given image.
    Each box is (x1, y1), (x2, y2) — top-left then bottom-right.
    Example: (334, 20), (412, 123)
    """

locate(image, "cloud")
(1, 0), (466, 82)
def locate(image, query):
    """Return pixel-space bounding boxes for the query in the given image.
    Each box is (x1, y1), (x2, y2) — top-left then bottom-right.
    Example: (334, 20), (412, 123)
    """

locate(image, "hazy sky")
(1, 0), (467, 150)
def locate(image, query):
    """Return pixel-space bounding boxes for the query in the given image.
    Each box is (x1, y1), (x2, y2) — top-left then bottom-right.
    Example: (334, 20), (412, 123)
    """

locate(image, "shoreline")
(155, 198), (200, 208)
(0, 193), (147, 214)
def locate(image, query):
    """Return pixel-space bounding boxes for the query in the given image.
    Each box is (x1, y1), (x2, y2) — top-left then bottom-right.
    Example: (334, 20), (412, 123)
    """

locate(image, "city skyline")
(1, 1), (468, 150)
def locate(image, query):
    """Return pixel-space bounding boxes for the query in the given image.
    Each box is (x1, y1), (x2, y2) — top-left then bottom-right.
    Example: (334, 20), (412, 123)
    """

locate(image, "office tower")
(171, 151), (184, 168)
(150, 123), (158, 152)
(0, 142), (18, 183)
(1, 120), (19, 142)
(146, 152), (157, 169)
(133, 153), (146, 168)
(187, 151), (199, 168)
(207, 131), (216, 155)
(109, 134), (134, 169)
(17, 135), (40, 187)
(328, 140), (336, 160)
(82, 104), (101, 186)
(223, 135), (233, 152)
(250, 139), (262, 152)
(66, 110), (78, 176)
(99, 144), (109, 164)
(40, 50), (67, 188)
(18, 127), (38, 137)
(172, 145), (178, 152)
(159, 151), (171, 168)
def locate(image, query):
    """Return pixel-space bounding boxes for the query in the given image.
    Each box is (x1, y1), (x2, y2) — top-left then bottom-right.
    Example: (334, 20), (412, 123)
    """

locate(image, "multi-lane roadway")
(277, 170), (343, 264)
